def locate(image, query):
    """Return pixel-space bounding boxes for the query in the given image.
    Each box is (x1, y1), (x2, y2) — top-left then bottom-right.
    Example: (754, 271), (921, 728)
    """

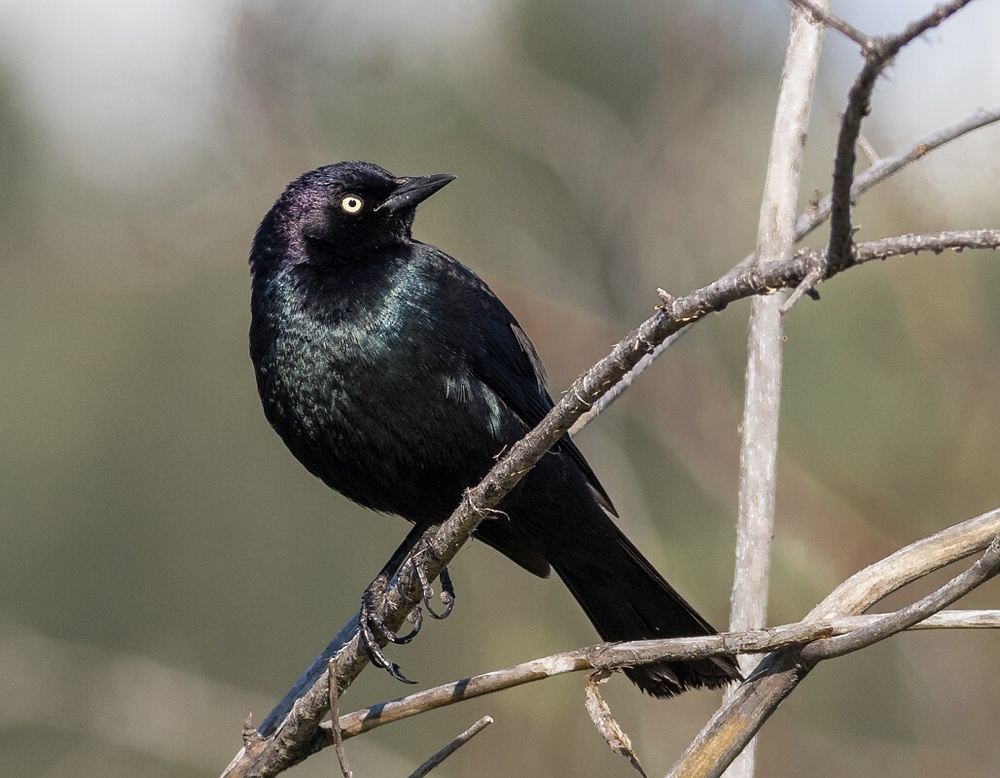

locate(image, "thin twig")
(826, 0), (977, 275)
(407, 716), (493, 778)
(569, 328), (687, 435)
(793, 229), (1000, 280)
(788, 0), (870, 48)
(779, 264), (824, 313)
(795, 105), (1000, 242)
(857, 133), (880, 165)
(585, 103), (1000, 445)
(328, 665), (351, 778)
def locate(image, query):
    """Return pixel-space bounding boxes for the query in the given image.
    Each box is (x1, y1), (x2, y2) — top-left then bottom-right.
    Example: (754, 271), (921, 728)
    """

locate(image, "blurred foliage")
(1, 1), (999, 776)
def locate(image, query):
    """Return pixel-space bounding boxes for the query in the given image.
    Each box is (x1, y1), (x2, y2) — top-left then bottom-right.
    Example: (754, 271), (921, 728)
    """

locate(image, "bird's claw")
(424, 566), (455, 620)
(395, 605), (422, 644)
(363, 630), (416, 685)
(357, 550), (459, 684)
(413, 541), (457, 620)
(359, 575), (420, 684)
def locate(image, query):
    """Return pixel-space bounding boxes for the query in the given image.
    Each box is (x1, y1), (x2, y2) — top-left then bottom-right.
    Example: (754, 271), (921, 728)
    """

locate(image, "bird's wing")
(469, 283), (618, 516)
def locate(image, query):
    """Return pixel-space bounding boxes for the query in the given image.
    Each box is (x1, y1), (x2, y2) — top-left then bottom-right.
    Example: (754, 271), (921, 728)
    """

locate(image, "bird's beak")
(376, 173), (456, 214)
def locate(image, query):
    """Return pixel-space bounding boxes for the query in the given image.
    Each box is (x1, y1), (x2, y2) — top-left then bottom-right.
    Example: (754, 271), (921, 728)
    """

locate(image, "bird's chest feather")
(251, 265), (506, 509)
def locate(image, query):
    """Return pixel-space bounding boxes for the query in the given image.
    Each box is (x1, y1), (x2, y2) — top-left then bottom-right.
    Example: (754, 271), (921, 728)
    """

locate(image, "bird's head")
(252, 161), (455, 269)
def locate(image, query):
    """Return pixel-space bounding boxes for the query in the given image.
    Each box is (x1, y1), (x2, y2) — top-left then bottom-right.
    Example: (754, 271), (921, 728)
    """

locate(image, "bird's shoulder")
(410, 243), (617, 514)
(406, 243), (546, 388)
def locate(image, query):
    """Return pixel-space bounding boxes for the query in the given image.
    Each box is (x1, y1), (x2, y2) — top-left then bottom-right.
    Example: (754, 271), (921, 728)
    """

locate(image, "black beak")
(376, 173), (456, 215)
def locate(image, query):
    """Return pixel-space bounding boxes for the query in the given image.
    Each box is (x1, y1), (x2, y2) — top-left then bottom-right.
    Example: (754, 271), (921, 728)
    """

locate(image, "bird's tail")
(547, 511), (740, 697)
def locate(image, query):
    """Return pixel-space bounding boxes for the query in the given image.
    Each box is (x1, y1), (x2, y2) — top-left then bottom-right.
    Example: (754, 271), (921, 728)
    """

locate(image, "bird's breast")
(250, 272), (513, 520)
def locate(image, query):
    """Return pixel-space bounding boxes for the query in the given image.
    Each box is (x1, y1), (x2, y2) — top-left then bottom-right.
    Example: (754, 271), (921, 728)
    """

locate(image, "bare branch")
(802, 533), (1000, 661)
(407, 716), (493, 778)
(826, 0), (978, 275)
(728, 8), (826, 776)
(788, 0), (870, 48)
(280, 509), (998, 752)
(583, 105), (1000, 434)
(904, 609), (1000, 628)
(783, 228), (1000, 312)
(669, 505), (1000, 777)
(792, 229), (1000, 297)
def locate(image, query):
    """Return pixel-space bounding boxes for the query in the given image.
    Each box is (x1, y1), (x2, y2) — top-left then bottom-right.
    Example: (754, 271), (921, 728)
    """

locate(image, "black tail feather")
(546, 510), (740, 697)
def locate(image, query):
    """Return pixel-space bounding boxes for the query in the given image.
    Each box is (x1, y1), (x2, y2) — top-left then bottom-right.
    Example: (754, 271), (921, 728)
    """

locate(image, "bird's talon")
(359, 621), (390, 668)
(427, 566), (456, 620)
(435, 590), (455, 620)
(359, 602), (418, 683)
(393, 606), (422, 644)
(361, 578), (398, 643)
(384, 660), (418, 685)
(359, 573), (422, 682)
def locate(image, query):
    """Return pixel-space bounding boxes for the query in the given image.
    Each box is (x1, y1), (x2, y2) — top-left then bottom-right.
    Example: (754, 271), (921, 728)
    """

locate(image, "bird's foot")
(431, 566), (456, 619)
(413, 543), (456, 620)
(359, 573), (419, 684)
(357, 545), (457, 684)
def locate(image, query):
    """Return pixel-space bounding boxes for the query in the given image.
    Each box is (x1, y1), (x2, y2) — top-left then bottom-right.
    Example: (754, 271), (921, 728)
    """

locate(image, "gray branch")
(221, 221), (1000, 778)
(667, 506), (1000, 777)
(826, 0), (978, 275)
(302, 509), (998, 747)
(221, 5), (996, 775)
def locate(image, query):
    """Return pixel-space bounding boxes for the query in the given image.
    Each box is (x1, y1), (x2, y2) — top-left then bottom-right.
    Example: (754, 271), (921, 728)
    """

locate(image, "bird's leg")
(358, 524), (428, 684)
(358, 524), (459, 682)
(359, 573), (418, 684)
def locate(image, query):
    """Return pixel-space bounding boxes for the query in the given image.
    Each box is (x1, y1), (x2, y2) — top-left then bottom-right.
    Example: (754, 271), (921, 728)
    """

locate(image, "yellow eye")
(340, 194), (364, 214)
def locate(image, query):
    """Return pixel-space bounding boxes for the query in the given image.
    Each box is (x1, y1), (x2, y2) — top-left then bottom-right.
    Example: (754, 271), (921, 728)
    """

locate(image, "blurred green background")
(2, 1), (999, 776)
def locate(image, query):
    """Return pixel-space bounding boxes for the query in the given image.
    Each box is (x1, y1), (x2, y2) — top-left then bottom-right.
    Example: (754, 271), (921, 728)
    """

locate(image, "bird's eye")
(340, 195), (364, 214)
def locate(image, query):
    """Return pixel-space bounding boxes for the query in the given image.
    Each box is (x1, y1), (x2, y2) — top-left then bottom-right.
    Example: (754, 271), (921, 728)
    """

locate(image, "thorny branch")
(826, 0), (978, 275)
